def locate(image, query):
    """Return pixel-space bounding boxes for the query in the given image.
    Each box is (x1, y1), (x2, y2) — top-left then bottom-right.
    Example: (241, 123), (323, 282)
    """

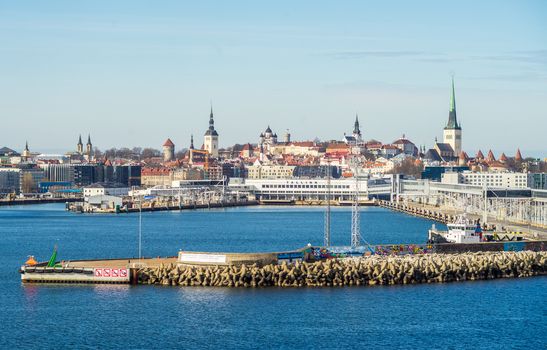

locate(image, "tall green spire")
(445, 76), (461, 130)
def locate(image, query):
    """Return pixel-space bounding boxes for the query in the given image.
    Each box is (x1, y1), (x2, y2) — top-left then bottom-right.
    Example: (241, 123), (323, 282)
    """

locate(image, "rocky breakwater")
(137, 251), (546, 287)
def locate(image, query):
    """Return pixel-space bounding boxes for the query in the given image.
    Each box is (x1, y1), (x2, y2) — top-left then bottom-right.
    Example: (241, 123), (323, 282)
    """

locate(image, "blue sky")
(1, 1), (546, 157)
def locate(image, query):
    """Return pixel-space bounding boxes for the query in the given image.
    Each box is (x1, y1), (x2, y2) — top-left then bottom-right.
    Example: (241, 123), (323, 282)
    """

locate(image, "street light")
(139, 194), (142, 260)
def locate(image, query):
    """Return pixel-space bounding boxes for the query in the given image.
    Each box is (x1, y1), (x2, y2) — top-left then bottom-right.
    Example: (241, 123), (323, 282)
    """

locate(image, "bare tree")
(175, 148), (188, 159)
(93, 147), (103, 159)
(142, 148), (161, 159)
(21, 173), (36, 193)
(389, 157), (423, 178)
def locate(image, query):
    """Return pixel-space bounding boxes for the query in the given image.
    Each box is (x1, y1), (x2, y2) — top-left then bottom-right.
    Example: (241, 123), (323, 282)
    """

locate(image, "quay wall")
(434, 241), (545, 254)
(0, 197), (79, 206)
(123, 199), (259, 213)
(259, 199), (377, 206)
(378, 200), (458, 224)
(72, 199), (259, 213)
(378, 199), (546, 240)
(137, 251), (547, 287)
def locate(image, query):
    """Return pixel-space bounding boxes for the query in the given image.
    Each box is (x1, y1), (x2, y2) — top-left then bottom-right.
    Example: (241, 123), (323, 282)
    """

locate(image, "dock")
(378, 200), (547, 241)
(20, 240), (546, 285)
(68, 199), (259, 213)
(0, 197), (80, 206)
(20, 257), (177, 284)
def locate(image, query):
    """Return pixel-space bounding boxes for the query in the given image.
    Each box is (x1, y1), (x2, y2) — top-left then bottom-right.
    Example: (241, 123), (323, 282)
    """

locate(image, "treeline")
(93, 147), (188, 160)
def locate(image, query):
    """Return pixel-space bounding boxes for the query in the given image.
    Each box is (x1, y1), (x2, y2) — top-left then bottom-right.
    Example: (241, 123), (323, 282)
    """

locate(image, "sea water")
(0, 204), (545, 349)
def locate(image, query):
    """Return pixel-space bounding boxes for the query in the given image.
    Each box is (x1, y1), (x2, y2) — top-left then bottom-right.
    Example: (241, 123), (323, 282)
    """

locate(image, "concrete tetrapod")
(137, 251), (546, 287)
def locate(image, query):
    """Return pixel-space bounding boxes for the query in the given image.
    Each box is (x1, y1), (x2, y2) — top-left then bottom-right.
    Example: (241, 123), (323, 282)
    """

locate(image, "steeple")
(86, 134), (93, 157)
(22, 141), (31, 158)
(203, 104), (219, 158)
(353, 114), (361, 136)
(445, 76), (461, 130)
(204, 105), (218, 136)
(190, 134), (194, 150)
(77, 135), (83, 154)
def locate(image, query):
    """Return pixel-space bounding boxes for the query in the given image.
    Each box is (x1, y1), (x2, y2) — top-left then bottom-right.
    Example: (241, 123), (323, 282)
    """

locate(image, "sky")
(1, 1), (546, 157)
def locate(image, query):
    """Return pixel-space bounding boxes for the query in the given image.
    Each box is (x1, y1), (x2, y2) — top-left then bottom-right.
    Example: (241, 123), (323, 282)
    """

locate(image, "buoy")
(25, 255), (38, 266)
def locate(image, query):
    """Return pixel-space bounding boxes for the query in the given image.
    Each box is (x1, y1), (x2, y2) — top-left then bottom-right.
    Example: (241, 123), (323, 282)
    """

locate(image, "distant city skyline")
(1, 1), (546, 157)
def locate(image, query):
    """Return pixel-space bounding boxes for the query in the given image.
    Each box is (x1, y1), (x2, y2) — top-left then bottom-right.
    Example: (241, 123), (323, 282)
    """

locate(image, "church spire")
(209, 106), (214, 128)
(77, 135), (84, 154)
(25, 140), (29, 151)
(190, 134), (194, 150)
(87, 134), (92, 145)
(445, 76), (461, 130)
(204, 105), (218, 136)
(353, 114), (361, 136)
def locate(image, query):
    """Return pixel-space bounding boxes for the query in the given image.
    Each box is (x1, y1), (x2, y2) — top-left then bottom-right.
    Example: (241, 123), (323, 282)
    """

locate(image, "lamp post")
(139, 194), (142, 260)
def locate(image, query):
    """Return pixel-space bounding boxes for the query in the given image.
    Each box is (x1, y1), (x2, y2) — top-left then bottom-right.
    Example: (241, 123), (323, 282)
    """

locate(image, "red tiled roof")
(382, 144), (399, 150)
(365, 142), (383, 149)
(326, 143), (349, 149)
(487, 150), (496, 162)
(499, 153), (508, 162)
(289, 141), (315, 147)
(488, 161), (506, 169)
(392, 138), (414, 145)
(515, 148), (523, 161)
(141, 167), (171, 176)
(163, 138), (175, 147)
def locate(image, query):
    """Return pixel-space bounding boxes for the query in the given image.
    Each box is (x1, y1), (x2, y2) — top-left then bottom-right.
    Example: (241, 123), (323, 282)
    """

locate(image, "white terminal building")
(229, 177), (391, 203)
(83, 182), (130, 197)
(442, 171), (529, 189)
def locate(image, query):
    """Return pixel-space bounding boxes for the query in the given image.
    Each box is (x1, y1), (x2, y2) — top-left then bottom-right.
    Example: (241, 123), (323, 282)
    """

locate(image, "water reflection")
(177, 287), (234, 305)
(93, 284), (131, 297)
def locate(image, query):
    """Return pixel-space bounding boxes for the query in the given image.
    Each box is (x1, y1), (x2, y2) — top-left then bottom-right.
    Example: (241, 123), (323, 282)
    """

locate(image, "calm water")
(0, 204), (545, 349)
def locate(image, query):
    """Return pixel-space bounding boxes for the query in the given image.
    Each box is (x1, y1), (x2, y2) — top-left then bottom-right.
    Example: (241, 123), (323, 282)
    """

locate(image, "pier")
(136, 251), (546, 287)
(21, 250), (546, 287)
(378, 199), (547, 241)
(68, 198), (258, 213)
(20, 241), (546, 285)
(0, 197), (80, 206)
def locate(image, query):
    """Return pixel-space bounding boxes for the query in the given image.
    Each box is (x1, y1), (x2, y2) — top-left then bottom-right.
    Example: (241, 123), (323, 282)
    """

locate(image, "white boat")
(428, 215), (482, 244)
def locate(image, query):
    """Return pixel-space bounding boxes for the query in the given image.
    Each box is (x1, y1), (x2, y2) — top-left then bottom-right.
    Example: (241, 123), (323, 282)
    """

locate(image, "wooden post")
(130, 268), (138, 285)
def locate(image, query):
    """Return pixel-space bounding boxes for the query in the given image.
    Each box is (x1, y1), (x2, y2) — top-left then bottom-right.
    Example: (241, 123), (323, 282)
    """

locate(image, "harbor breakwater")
(137, 251), (546, 287)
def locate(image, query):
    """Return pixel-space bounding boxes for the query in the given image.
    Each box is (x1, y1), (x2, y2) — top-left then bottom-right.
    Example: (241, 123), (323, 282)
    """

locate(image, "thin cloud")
(329, 50), (428, 59)
(471, 50), (547, 65)
(466, 72), (547, 82)
(327, 49), (547, 66)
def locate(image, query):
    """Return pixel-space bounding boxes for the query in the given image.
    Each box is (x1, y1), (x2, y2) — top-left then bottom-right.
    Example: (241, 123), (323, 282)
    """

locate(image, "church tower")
(443, 77), (462, 155)
(77, 135), (84, 154)
(86, 134), (93, 157)
(22, 141), (31, 158)
(353, 114), (362, 141)
(204, 106), (219, 158)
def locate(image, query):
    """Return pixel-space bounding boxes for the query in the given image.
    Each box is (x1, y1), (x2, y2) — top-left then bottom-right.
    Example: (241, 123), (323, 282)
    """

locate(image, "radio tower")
(324, 160), (331, 247)
(351, 158), (361, 248)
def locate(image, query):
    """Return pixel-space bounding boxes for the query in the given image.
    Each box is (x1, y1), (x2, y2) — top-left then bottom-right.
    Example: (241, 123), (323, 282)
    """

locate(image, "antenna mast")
(324, 159), (331, 247)
(351, 157), (361, 248)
